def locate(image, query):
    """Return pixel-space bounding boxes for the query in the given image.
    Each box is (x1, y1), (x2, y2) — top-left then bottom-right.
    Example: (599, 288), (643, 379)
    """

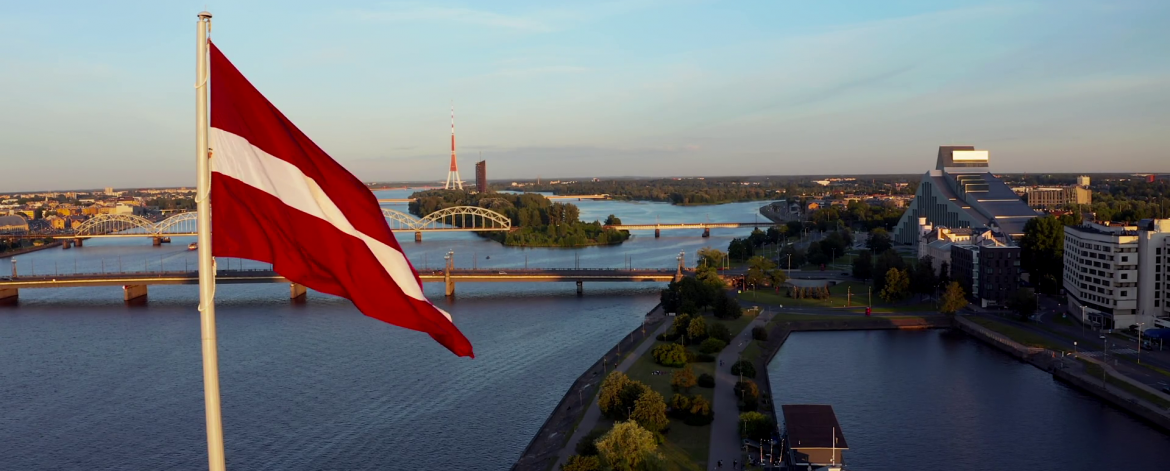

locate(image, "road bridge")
(0, 263), (688, 303)
(545, 194), (610, 200)
(604, 222), (774, 238)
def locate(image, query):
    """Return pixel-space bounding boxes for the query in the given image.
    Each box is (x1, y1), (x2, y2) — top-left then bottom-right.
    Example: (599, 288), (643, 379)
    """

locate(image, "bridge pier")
(415, 231), (422, 243)
(0, 287), (17, 304)
(62, 240), (72, 250)
(152, 237), (162, 246)
(290, 283), (307, 303)
(123, 284), (148, 302)
(445, 278), (455, 297)
(654, 229), (660, 238)
(576, 281), (583, 296)
(702, 228), (710, 238)
(73, 238), (83, 247)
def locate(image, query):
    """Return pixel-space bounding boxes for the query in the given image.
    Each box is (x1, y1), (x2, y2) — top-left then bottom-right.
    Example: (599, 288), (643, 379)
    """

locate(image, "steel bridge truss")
(70, 206), (510, 237)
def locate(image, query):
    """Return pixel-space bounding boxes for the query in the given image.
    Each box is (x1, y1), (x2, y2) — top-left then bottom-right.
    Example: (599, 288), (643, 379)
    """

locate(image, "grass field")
(967, 316), (1063, 350)
(617, 311), (758, 470)
(1077, 358), (1170, 409)
(738, 282), (936, 313)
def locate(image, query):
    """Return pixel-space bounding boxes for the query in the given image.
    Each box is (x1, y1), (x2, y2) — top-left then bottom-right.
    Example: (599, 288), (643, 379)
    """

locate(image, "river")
(0, 191), (767, 470)
(767, 330), (1170, 470)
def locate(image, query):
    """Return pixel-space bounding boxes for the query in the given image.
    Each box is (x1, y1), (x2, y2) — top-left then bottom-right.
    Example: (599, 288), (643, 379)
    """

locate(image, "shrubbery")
(652, 343), (688, 367)
(751, 326), (768, 341)
(698, 338), (727, 354)
(695, 354), (716, 363)
(708, 322), (731, 343)
(730, 360), (756, 378)
(713, 291), (742, 319)
(697, 373), (715, 388)
(734, 380), (760, 411)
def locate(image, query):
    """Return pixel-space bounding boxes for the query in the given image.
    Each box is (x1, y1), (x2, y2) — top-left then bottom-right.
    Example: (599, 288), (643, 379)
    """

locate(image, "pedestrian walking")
(733, 459), (738, 469)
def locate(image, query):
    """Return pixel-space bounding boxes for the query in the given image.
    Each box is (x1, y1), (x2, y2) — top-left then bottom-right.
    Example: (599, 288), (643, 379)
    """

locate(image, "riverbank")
(953, 316), (1170, 433)
(0, 241), (63, 260)
(511, 304), (667, 471)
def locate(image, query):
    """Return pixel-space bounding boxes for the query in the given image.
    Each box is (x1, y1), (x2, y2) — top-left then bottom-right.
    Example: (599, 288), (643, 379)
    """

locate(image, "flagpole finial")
(198, 11), (212, 19)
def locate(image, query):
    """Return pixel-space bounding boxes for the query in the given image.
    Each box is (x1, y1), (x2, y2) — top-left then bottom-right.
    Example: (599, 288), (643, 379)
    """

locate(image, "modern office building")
(475, 160), (487, 194)
(951, 240), (1021, 308)
(894, 146), (1039, 244)
(1063, 219), (1170, 330)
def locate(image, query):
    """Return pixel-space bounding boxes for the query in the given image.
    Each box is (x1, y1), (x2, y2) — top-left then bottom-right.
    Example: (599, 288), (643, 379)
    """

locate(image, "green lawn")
(1077, 358), (1170, 409)
(738, 282), (936, 313)
(967, 316), (1063, 350)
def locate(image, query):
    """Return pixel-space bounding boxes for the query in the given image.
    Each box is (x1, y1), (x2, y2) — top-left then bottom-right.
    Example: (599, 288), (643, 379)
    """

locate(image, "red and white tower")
(444, 104), (464, 190)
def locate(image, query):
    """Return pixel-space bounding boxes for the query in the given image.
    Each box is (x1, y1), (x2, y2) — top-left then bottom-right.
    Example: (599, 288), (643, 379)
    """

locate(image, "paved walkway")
(554, 320), (673, 469)
(708, 312), (768, 470)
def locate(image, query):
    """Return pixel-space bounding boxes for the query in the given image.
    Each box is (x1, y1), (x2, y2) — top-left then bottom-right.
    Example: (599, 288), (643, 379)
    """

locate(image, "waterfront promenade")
(553, 320), (673, 469)
(708, 312), (768, 468)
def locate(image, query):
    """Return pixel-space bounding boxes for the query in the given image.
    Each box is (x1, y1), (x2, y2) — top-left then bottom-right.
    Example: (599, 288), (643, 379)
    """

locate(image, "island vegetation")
(408, 190), (630, 247)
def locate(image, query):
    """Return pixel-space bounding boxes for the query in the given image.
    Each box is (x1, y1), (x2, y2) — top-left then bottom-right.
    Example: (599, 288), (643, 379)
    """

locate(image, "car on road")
(498, 271), (506, 275)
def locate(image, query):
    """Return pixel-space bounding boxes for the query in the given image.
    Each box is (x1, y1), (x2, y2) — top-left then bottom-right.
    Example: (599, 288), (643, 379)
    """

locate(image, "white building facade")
(1064, 219), (1170, 330)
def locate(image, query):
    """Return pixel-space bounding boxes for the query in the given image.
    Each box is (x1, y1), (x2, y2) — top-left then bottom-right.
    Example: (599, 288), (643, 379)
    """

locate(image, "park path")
(708, 312), (768, 470)
(554, 320), (673, 469)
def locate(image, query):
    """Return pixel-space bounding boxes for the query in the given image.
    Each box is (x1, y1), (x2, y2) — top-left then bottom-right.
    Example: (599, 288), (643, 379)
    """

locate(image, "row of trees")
(660, 268), (741, 319)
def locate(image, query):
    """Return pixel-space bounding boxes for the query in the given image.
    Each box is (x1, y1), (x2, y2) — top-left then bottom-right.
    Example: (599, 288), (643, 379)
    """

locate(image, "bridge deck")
(0, 268), (683, 289)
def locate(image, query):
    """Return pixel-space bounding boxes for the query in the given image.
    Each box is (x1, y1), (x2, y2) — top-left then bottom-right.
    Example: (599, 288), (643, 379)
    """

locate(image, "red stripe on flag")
(212, 174), (474, 357)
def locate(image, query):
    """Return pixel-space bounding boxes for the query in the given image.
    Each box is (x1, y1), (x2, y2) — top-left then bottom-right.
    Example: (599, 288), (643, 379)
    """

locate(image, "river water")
(0, 191), (767, 470)
(768, 330), (1170, 470)
(4, 193), (1169, 470)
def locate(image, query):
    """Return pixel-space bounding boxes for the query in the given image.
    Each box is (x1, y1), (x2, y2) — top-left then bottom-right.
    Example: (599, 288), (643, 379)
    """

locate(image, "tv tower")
(444, 104), (464, 190)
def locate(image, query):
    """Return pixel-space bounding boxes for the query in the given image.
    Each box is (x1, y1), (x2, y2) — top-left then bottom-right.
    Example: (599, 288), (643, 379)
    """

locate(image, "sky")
(1, 0), (1168, 191)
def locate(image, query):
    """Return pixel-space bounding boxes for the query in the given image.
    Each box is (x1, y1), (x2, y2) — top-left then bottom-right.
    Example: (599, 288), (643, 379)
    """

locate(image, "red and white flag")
(207, 42), (474, 357)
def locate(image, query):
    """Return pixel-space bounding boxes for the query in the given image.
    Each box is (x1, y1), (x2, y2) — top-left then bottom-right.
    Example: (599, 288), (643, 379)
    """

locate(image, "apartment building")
(1063, 219), (1170, 330)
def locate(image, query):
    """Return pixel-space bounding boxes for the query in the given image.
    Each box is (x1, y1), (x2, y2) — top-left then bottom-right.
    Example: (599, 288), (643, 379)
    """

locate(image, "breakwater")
(511, 304), (666, 471)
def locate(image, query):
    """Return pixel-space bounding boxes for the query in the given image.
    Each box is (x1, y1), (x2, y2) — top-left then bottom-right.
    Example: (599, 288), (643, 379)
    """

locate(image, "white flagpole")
(195, 10), (226, 471)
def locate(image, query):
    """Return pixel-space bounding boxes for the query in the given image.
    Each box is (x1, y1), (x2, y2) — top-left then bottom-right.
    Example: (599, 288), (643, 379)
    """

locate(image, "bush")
(697, 373), (715, 388)
(698, 338), (728, 354)
(751, 326), (768, 341)
(730, 360), (756, 378)
(684, 350), (697, 364)
(655, 333), (667, 341)
(576, 429), (606, 456)
(695, 354), (716, 363)
(713, 291), (743, 319)
(708, 322), (731, 343)
(669, 393), (692, 416)
(670, 366), (697, 393)
(652, 343), (688, 367)
(684, 395), (714, 426)
(735, 380), (760, 411)
(563, 454), (601, 471)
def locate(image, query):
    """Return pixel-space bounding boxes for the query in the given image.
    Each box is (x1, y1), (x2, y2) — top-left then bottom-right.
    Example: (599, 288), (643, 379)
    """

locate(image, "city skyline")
(2, 0), (1169, 192)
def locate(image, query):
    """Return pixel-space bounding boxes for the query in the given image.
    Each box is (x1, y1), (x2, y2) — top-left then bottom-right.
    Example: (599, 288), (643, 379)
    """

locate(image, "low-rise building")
(0, 215), (29, 232)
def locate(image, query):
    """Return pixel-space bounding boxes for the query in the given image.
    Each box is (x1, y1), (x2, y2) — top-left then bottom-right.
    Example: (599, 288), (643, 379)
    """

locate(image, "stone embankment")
(511, 305), (666, 471)
(0, 242), (63, 260)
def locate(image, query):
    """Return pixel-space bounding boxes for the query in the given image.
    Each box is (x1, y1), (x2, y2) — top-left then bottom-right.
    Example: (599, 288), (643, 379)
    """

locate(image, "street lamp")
(1137, 322), (1145, 364)
(1073, 341), (1078, 358)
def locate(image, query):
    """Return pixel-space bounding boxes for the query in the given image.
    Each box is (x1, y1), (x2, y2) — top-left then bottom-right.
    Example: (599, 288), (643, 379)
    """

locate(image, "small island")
(409, 190), (630, 247)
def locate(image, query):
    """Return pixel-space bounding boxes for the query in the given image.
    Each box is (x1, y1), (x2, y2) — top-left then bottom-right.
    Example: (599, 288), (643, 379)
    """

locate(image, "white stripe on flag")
(209, 128), (426, 302)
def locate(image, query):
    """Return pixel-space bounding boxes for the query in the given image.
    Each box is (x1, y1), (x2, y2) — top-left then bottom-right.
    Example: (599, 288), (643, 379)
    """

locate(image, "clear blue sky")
(1, 1), (1168, 191)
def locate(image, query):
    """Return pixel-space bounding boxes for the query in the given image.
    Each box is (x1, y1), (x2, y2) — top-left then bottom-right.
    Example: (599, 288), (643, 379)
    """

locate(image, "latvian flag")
(207, 42), (474, 357)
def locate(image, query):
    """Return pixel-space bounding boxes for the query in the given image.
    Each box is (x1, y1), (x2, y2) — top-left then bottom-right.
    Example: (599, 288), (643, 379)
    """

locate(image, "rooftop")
(782, 404), (848, 449)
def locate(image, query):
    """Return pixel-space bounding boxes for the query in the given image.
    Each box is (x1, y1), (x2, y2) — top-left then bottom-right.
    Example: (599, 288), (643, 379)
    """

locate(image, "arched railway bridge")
(46, 206), (512, 246)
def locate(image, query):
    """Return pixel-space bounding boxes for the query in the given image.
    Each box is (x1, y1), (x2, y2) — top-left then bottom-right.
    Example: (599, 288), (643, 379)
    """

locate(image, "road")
(708, 311), (769, 470)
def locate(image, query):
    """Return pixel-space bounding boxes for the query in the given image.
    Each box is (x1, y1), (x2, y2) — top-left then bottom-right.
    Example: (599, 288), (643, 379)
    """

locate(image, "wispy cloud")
(341, 3), (553, 32)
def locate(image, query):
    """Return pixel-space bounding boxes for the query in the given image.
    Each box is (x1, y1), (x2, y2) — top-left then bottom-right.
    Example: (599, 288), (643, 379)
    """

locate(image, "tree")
(852, 250), (873, 280)
(778, 244), (806, 270)
(879, 268), (910, 303)
(604, 214), (622, 226)
(727, 237), (754, 261)
(652, 343), (688, 367)
(938, 261), (951, 290)
(1007, 288), (1038, 320)
(696, 266), (726, 291)
(687, 395), (713, 426)
(576, 429), (607, 456)
(562, 455), (601, 471)
(867, 227), (892, 253)
(939, 281), (967, 315)
(599, 371), (633, 418)
(751, 326), (768, 341)
(708, 322), (731, 343)
(738, 411), (775, 442)
(730, 360), (756, 378)
(669, 313), (692, 337)
(595, 421), (659, 471)
(735, 380), (760, 410)
(745, 255), (776, 289)
(713, 291), (742, 319)
(631, 389), (669, 433)
(768, 269), (788, 287)
(698, 338), (727, 354)
(873, 249), (906, 294)
(687, 316), (708, 342)
(1021, 216), (1065, 294)
(669, 394), (692, 415)
(697, 247), (726, 269)
(671, 366), (698, 393)
(909, 256), (938, 298)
